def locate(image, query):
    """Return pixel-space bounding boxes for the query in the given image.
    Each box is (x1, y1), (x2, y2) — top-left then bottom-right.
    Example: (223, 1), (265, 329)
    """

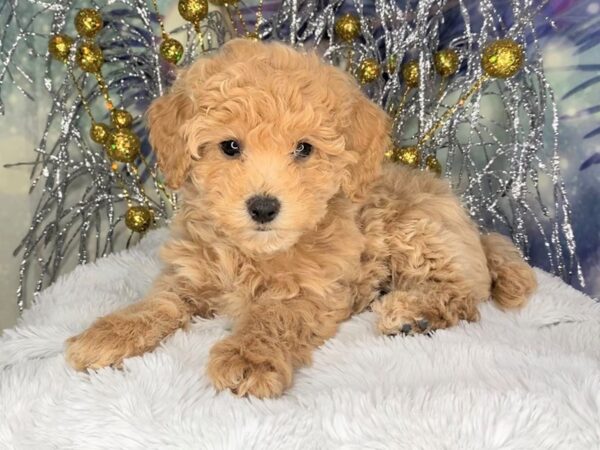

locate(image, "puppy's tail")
(481, 233), (537, 309)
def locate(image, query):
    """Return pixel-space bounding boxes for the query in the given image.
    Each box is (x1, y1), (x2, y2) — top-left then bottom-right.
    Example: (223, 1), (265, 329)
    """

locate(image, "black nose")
(246, 195), (281, 224)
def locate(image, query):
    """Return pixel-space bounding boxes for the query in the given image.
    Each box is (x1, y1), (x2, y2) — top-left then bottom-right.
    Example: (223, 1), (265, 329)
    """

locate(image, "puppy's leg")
(207, 292), (350, 398)
(373, 282), (479, 336)
(374, 218), (483, 336)
(66, 274), (210, 370)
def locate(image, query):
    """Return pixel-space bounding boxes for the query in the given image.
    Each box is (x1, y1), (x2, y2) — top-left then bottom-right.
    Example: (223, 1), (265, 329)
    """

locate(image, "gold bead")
(48, 35), (73, 63)
(402, 60), (419, 88)
(434, 49), (459, 78)
(76, 42), (104, 73)
(481, 39), (524, 79)
(387, 55), (398, 73)
(246, 32), (260, 41)
(178, 0), (208, 28)
(90, 123), (111, 145)
(125, 206), (154, 233)
(334, 13), (361, 42)
(110, 109), (133, 129)
(357, 58), (381, 84)
(75, 9), (103, 39)
(107, 129), (140, 163)
(425, 154), (442, 175)
(399, 146), (420, 167)
(385, 146), (421, 167)
(398, 146), (420, 167)
(160, 37), (184, 64)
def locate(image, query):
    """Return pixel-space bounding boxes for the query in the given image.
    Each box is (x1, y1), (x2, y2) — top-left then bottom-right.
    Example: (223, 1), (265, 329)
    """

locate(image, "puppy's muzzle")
(246, 195), (281, 224)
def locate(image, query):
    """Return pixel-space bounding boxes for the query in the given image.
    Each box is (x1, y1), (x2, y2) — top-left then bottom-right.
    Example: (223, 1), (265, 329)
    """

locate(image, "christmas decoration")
(111, 109), (134, 129)
(434, 49), (459, 78)
(76, 42), (104, 73)
(160, 37), (185, 64)
(150, 0), (186, 65)
(481, 39), (524, 79)
(357, 58), (380, 84)
(397, 146), (420, 167)
(386, 55), (397, 74)
(107, 129), (141, 163)
(1, 0), (594, 310)
(90, 122), (111, 145)
(74, 9), (103, 39)
(178, 0), (209, 33)
(48, 35), (73, 63)
(402, 60), (420, 88)
(125, 206), (154, 233)
(2, 2), (228, 310)
(223, 0), (264, 39)
(334, 13), (361, 42)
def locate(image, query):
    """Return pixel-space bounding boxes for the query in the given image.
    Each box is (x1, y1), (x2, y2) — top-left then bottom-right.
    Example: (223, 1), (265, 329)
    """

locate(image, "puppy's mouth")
(255, 225), (272, 232)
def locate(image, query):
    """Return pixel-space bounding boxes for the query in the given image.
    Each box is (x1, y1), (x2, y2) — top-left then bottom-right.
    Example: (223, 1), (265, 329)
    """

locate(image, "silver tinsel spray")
(1, 0), (584, 311)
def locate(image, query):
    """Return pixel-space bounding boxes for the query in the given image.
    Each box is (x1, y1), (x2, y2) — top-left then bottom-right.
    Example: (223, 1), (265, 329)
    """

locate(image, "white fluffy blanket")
(1, 229), (600, 449)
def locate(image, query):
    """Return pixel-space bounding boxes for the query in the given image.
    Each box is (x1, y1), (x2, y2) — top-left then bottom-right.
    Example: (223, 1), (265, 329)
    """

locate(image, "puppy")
(66, 39), (536, 398)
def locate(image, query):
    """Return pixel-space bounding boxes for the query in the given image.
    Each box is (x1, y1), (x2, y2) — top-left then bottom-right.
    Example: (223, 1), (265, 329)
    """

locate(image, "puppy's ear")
(147, 42), (255, 190)
(340, 91), (390, 201)
(147, 80), (195, 190)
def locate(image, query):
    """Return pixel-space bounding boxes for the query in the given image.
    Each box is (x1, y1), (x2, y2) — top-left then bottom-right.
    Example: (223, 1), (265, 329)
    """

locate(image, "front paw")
(207, 336), (293, 398)
(65, 316), (150, 371)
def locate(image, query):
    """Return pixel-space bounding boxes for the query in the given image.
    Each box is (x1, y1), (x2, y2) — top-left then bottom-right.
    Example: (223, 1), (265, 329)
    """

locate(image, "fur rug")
(1, 229), (599, 449)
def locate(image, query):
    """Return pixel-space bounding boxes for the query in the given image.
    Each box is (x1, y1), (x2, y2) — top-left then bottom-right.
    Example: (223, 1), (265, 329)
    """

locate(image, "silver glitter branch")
(313, 0), (583, 286)
(2, 0), (584, 311)
(3, 1), (227, 311)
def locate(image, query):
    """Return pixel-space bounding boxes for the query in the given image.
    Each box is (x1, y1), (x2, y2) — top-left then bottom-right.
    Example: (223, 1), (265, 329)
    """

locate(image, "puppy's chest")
(226, 249), (360, 293)
(206, 237), (363, 298)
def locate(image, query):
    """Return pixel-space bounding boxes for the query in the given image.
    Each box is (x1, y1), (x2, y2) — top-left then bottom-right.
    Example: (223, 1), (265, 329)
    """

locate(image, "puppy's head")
(148, 39), (389, 255)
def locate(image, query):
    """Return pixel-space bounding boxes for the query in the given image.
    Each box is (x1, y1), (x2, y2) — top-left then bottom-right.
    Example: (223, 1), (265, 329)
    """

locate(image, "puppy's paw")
(372, 295), (435, 336)
(65, 316), (151, 371)
(207, 337), (293, 398)
(375, 309), (432, 336)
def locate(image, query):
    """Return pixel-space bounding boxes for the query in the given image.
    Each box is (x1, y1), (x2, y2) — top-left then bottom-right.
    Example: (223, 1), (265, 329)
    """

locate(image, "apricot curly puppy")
(66, 39), (537, 398)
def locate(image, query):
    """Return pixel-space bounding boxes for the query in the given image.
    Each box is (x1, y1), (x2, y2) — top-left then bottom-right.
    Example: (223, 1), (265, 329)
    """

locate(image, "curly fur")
(66, 39), (537, 398)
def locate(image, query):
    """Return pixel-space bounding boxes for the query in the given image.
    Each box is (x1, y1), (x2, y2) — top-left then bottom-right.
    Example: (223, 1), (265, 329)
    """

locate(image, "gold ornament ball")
(125, 206), (154, 233)
(75, 9), (103, 38)
(107, 129), (140, 163)
(425, 155), (442, 175)
(334, 13), (361, 42)
(434, 48), (459, 78)
(48, 35), (73, 63)
(160, 38), (184, 64)
(178, 0), (208, 24)
(111, 109), (133, 129)
(90, 123), (111, 145)
(402, 60), (420, 88)
(246, 32), (260, 41)
(385, 146), (421, 167)
(481, 39), (524, 79)
(398, 146), (420, 167)
(358, 58), (381, 84)
(76, 42), (104, 73)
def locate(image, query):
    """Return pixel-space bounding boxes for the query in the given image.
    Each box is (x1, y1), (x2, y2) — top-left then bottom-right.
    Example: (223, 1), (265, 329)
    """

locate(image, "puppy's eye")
(220, 140), (241, 158)
(294, 142), (313, 159)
